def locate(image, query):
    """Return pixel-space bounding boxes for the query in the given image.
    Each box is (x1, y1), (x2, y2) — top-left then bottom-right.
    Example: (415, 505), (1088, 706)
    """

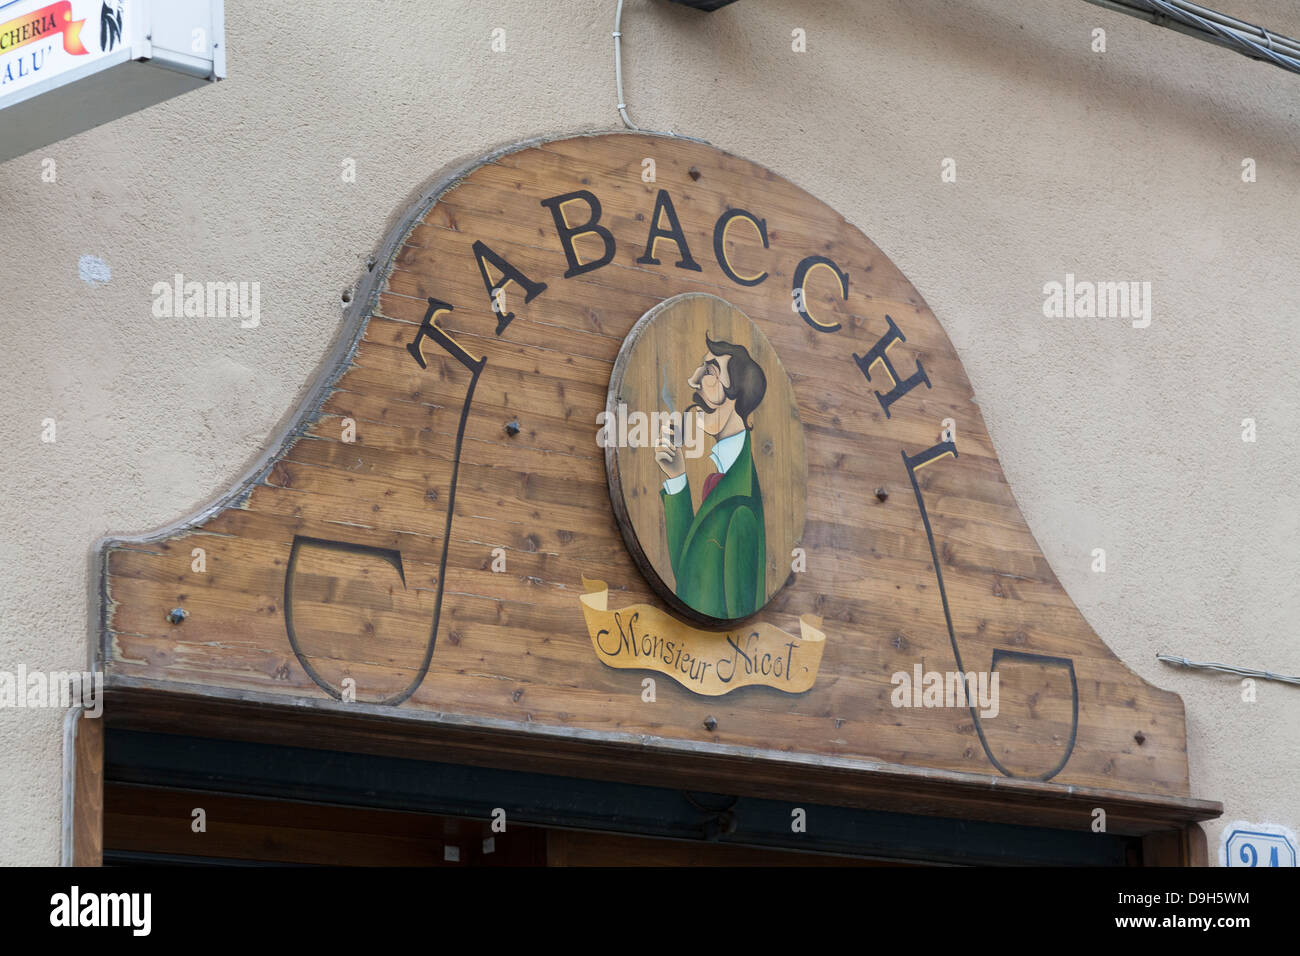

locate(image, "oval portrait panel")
(605, 292), (807, 625)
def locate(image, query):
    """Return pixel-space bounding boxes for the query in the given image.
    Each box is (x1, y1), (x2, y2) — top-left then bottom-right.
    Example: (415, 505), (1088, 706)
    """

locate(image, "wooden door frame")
(62, 707), (104, 866)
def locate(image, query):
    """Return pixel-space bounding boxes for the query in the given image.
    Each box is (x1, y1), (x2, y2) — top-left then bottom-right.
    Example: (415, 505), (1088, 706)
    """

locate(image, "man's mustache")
(685, 390), (718, 415)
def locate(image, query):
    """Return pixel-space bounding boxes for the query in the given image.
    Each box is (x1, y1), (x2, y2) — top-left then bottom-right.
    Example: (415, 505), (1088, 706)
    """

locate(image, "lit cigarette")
(661, 368), (681, 447)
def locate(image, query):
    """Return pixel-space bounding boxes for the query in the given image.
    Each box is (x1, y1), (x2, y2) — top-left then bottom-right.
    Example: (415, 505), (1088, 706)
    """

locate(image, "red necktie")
(701, 471), (725, 501)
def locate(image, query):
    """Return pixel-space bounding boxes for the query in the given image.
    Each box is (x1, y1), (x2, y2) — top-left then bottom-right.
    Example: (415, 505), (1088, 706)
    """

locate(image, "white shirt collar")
(710, 430), (747, 474)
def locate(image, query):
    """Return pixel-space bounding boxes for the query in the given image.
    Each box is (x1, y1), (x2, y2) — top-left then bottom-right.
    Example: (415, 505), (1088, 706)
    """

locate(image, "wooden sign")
(606, 292), (807, 620)
(99, 132), (1213, 818)
(599, 292), (815, 693)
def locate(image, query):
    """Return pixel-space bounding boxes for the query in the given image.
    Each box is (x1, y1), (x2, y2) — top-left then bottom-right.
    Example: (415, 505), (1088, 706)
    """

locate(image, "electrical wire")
(1157, 654), (1300, 686)
(1085, 0), (1300, 76)
(614, 0), (639, 129)
(1146, 0), (1300, 73)
(609, 2), (710, 143)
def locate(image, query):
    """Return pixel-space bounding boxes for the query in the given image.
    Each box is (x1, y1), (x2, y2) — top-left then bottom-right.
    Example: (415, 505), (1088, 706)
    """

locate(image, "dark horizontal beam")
(106, 728), (1135, 865)
(660, 0), (742, 11)
(101, 679), (1223, 837)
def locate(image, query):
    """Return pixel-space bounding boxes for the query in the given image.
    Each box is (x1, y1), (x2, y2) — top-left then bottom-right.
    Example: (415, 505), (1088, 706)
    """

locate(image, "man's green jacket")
(661, 430), (765, 619)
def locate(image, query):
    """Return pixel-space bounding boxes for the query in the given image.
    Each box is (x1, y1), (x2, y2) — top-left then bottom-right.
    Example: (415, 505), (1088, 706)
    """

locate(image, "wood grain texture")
(99, 131), (1201, 806)
(70, 712), (103, 866)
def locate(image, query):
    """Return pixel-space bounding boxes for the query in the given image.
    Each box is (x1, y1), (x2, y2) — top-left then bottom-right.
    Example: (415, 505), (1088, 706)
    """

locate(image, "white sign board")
(1220, 821), (1298, 867)
(0, 0), (225, 163)
(0, 0), (127, 97)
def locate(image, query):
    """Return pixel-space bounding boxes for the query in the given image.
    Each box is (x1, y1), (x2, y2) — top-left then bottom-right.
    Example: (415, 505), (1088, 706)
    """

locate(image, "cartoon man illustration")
(654, 335), (767, 619)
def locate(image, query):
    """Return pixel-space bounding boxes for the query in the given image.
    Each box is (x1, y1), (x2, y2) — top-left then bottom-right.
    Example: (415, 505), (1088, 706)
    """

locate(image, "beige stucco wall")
(2, 0), (1297, 864)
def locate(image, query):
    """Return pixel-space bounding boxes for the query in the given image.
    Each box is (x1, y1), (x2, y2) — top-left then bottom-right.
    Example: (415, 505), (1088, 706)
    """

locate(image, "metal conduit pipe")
(613, 0), (639, 129)
(1081, 0), (1300, 75)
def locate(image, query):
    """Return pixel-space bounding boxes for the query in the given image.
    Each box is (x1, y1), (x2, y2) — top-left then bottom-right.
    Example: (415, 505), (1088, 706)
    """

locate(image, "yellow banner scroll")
(579, 577), (826, 696)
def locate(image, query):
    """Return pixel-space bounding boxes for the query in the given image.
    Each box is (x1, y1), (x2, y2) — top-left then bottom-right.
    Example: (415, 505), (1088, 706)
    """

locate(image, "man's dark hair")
(706, 334), (766, 428)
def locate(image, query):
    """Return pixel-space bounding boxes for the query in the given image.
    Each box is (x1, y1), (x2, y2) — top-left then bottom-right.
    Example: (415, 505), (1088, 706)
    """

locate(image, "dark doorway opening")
(102, 729), (1138, 866)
